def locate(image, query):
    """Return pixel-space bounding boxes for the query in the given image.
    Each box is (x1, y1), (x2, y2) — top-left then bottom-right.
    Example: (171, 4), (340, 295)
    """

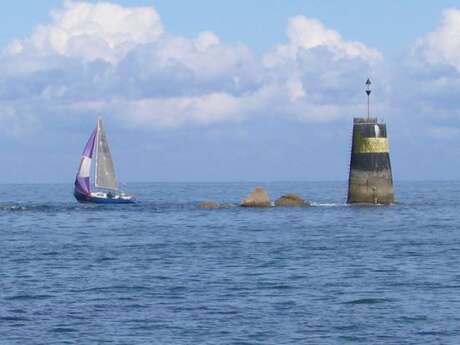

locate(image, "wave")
(0, 200), (382, 213)
(0, 201), (237, 213)
(343, 297), (395, 305)
(310, 202), (348, 207)
(4, 294), (53, 301)
(0, 203), (88, 213)
(0, 204), (60, 212)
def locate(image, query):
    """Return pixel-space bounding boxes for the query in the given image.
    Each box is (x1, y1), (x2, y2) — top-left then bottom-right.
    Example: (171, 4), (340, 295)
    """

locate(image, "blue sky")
(1, 1), (460, 183)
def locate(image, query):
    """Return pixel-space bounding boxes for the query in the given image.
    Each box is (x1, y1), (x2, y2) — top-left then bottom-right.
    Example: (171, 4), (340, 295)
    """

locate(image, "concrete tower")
(347, 79), (394, 204)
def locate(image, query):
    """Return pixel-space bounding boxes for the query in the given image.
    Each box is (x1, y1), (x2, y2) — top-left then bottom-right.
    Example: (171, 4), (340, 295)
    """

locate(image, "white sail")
(95, 118), (118, 190)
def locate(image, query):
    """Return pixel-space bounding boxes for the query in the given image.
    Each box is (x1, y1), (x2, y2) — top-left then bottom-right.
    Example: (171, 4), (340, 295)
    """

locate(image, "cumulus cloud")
(263, 16), (383, 122)
(413, 8), (460, 71)
(7, 1), (163, 64)
(0, 1), (383, 134)
(399, 8), (460, 128)
(264, 16), (382, 67)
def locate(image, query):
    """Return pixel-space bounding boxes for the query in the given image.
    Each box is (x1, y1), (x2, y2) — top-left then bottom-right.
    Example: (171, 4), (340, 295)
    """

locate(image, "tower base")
(347, 118), (394, 204)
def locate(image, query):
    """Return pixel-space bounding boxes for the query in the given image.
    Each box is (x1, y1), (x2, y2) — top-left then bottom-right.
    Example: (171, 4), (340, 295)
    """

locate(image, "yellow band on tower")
(354, 137), (389, 154)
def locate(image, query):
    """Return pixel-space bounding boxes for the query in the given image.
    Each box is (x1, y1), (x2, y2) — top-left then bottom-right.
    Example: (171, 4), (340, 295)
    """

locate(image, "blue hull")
(74, 191), (135, 204)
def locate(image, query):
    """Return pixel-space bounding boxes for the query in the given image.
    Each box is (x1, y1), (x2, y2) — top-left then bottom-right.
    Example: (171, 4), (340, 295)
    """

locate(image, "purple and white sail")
(73, 118), (133, 204)
(74, 128), (97, 196)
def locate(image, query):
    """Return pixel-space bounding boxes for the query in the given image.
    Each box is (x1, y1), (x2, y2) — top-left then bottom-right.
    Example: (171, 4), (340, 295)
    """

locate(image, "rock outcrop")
(275, 193), (310, 207)
(240, 187), (271, 208)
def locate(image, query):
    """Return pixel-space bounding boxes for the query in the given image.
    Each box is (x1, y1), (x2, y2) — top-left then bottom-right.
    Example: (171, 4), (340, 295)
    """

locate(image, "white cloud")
(127, 34), (260, 88)
(13, 1), (164, 64)
(3, 40), (24, 55)
(194, 31), (220, 51)
(413, 8), (460, 71)
(399, 7), (460, 127)
(113, 92), (254, 127)
(0, 2), (383, 133)
(262, 15), (383, 122)
(263, 16), (382, 67)
(286, 79), (305, 102)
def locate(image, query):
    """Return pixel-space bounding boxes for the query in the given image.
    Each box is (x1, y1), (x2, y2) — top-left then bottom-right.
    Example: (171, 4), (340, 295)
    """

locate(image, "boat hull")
(74, 191), (135, 204)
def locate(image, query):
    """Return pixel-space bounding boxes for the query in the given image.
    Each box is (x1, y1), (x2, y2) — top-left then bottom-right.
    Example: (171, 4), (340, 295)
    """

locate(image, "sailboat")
(74, 118), (135, 204)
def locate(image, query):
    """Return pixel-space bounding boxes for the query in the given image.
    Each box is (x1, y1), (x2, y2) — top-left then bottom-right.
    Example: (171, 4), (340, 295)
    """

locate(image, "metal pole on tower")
(366, 78), (371, 120)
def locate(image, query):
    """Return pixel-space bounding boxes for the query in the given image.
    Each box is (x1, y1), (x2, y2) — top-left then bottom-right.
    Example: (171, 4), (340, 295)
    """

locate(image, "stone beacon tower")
(347, 79), (394, 204)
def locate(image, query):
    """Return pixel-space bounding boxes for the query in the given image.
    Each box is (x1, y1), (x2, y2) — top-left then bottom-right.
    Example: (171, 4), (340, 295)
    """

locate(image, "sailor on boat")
(74, 117), (135, 204)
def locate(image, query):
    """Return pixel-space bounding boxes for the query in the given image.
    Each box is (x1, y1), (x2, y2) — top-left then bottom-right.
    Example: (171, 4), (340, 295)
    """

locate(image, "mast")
(94, 117), (101, 189)
(366, 78), (371, 120)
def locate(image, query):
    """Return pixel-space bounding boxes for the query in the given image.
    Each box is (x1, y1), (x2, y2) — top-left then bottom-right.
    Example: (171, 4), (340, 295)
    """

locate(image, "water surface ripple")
(1, 182), (460, 344)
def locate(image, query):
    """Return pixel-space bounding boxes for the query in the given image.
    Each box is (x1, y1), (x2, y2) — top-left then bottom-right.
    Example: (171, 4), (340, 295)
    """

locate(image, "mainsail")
(74, 128), (97, 196)
(95, 118), (118, 190)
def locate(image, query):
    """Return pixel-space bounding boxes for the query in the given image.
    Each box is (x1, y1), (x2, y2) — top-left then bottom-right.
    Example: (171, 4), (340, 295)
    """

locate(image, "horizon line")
(0, 179), (458, 185)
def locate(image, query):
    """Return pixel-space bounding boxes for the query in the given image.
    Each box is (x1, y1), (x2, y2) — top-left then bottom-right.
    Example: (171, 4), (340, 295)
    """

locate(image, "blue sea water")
(1, 181), (460, 344)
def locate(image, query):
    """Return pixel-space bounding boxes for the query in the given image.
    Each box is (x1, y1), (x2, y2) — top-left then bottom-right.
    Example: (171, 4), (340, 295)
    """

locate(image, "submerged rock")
(275, 193), (310, 207)
(240, 187), (271, 208)
(198, 201), (220, 209)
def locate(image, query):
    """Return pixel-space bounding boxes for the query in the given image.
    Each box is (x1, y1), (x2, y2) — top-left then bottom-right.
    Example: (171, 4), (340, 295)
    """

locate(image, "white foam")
(311, 202), (348, 207)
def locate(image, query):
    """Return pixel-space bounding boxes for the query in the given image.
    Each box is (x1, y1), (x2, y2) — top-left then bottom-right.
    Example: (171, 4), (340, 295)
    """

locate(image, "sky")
(2, 0), (460, 183)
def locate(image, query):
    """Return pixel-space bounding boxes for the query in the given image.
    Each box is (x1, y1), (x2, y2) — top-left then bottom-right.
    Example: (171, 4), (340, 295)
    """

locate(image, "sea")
(1, 181), (460, 344)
